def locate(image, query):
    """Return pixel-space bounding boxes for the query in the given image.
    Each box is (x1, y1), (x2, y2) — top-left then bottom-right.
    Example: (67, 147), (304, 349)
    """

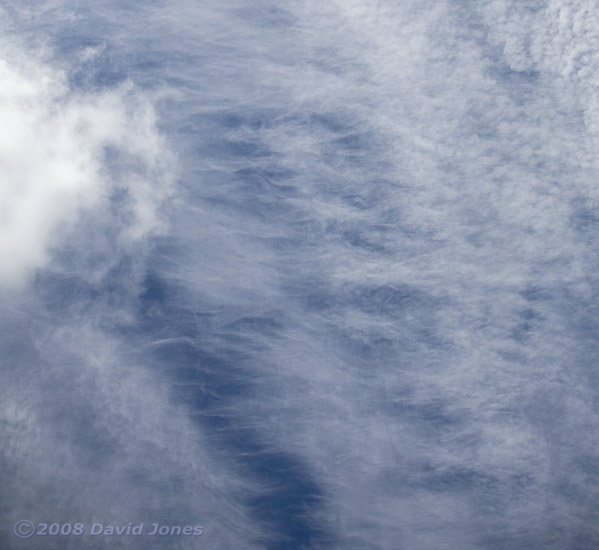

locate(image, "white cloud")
(0, 38), (174, 289)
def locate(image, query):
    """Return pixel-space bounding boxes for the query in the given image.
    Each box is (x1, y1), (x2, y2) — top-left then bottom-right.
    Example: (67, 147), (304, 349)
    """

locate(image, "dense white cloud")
(0, 37), (174, 288)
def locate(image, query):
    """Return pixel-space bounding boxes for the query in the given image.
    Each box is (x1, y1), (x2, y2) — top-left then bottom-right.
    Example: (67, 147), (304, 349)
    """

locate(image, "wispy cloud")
(2, 1), (599, 549)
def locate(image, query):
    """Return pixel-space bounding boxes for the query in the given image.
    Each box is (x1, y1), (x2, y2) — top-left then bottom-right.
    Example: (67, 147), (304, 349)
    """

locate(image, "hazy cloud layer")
(2, 1), (599, 549)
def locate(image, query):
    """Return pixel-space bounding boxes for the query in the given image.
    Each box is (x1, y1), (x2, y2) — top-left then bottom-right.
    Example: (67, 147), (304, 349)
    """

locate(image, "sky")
(1, 1), (599, 549)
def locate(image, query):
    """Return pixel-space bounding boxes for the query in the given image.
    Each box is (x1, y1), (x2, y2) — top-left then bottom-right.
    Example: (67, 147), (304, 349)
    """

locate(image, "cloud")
(2, 1), (599, 549)
(0, 20), (264, 550)
(146, 1), (599, 547)
(0, 37), (174, 289)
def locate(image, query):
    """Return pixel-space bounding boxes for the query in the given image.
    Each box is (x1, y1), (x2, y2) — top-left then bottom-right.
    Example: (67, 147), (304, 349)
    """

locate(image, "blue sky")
(2, 1), (599, 549)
